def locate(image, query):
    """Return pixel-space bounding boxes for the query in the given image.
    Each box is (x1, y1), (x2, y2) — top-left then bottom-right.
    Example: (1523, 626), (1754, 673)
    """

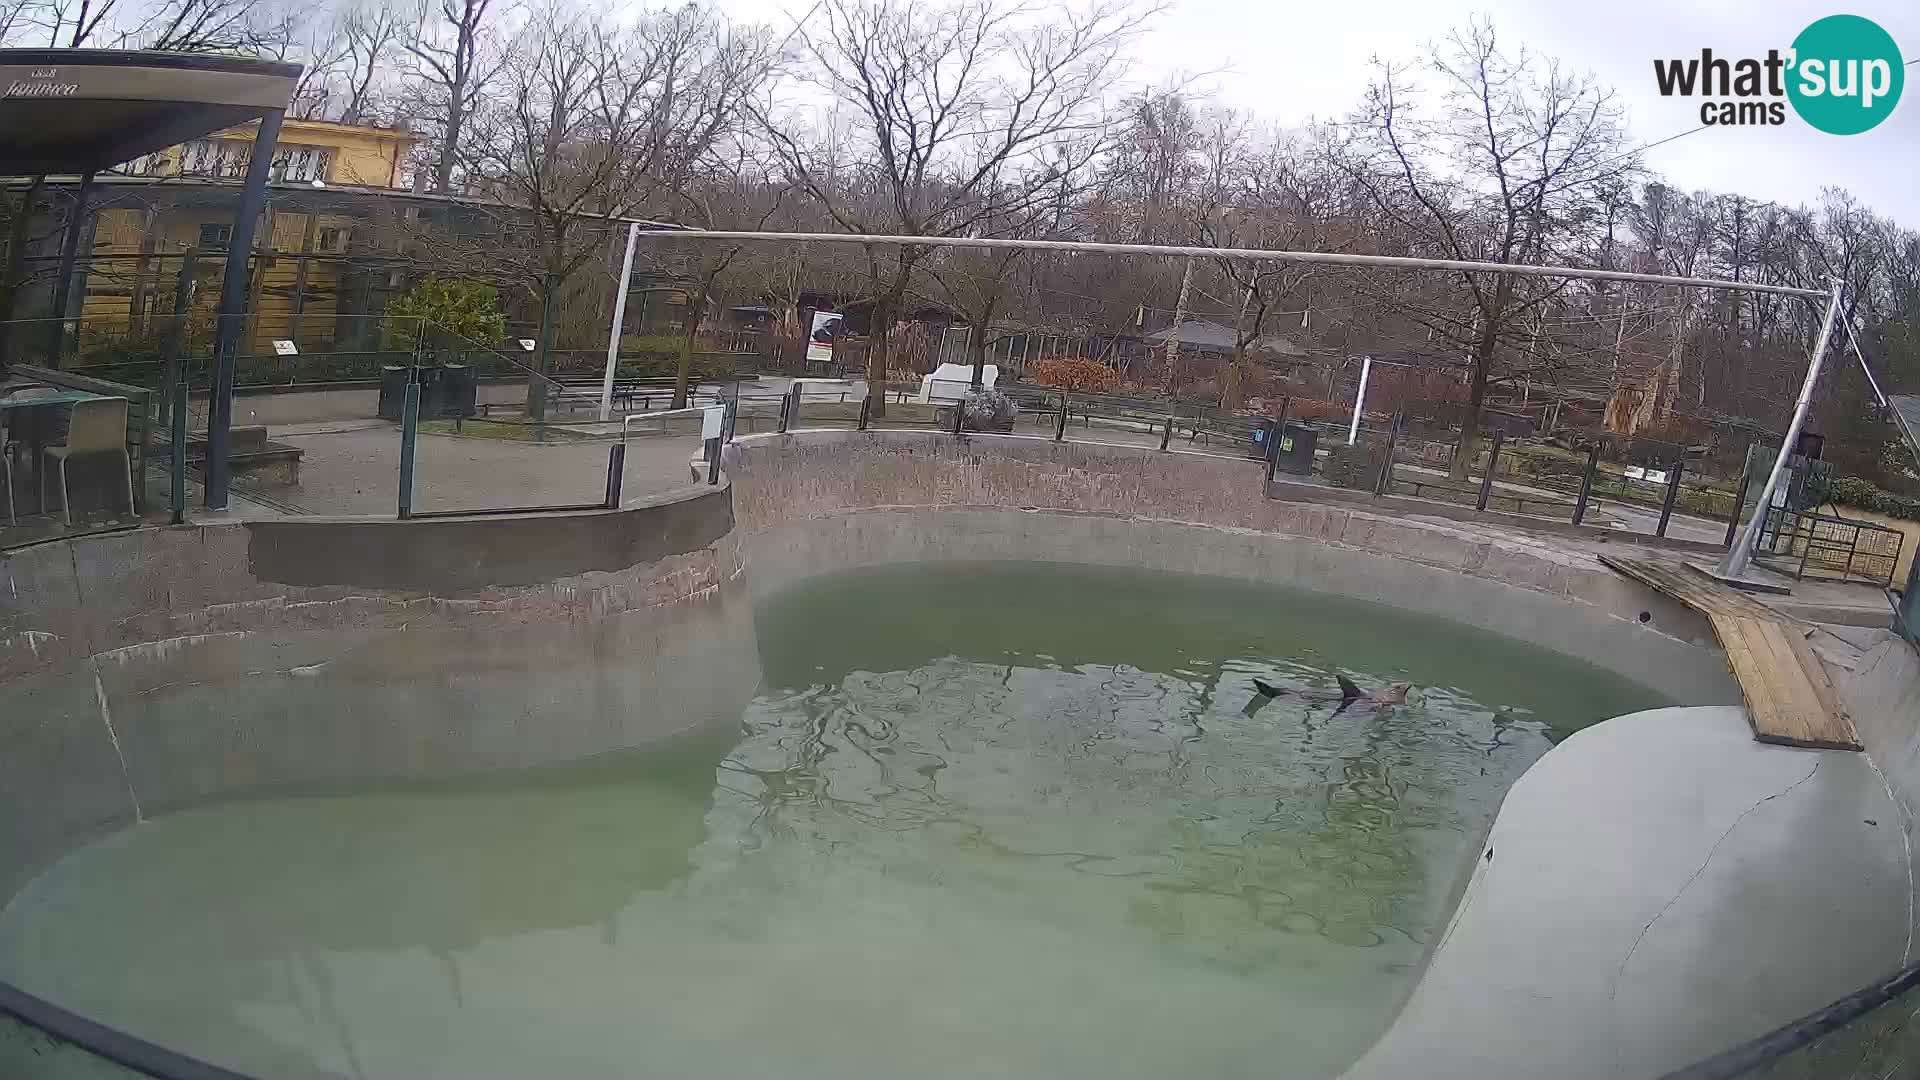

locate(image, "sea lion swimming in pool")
(1245, 675), (1412, 717)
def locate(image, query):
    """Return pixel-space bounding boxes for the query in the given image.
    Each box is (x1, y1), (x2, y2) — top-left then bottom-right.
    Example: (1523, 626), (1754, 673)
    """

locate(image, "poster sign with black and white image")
(806, 311), (843, 364)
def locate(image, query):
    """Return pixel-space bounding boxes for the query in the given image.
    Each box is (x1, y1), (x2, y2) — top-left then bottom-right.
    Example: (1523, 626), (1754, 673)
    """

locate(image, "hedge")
(1825, 475), (1920, 522)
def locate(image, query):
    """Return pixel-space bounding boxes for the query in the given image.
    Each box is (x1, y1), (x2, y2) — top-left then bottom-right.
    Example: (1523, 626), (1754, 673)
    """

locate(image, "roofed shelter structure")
(0, 48), (301, 510)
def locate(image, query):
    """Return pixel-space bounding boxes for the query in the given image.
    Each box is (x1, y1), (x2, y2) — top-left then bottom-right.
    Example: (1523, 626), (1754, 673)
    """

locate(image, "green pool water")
(0, 562), (1667, 1079)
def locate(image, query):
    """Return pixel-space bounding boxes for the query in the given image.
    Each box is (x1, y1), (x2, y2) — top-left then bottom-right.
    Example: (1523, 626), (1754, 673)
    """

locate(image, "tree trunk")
(528, 275), (554, 423)
(1451, 283), (1509, 482)
(967, 307), (993, 389)
(866, 281), (904, 420)
(672, 299), (705, 411)
(1222, 345), (1248, 412)
(435, 99), (464, 193)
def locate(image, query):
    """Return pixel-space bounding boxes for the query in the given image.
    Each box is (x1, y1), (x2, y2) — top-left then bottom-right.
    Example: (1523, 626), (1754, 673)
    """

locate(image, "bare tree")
(1339, 20), (1639, 477)
(404, 0), (502, 193)
(449, 1), (773, 418)
(761, 0), (1155, 414)
(338, 3), (403, 124)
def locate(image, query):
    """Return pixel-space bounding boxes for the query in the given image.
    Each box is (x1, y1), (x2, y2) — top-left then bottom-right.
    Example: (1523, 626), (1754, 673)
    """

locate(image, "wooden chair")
(41, 397), (134, 527)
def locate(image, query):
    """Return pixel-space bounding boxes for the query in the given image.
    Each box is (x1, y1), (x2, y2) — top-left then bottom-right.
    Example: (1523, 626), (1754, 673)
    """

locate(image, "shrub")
(1028, 357), (1119, 393)
(383, 277), (507, 350)
(1821, 474), (1920, 521)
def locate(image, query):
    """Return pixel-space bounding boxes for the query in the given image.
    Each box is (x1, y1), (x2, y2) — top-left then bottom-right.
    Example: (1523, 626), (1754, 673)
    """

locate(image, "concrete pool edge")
(2, 429), (1916, 1078)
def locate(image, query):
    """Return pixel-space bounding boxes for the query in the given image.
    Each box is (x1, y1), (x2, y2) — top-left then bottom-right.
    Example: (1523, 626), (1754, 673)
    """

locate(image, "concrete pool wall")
(0, 489), (760, 906)
(2, 426), (1916, 1078)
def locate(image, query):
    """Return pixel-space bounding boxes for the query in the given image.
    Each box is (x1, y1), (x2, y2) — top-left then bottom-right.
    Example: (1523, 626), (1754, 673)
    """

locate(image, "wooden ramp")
(1601, 556), (1860, 751)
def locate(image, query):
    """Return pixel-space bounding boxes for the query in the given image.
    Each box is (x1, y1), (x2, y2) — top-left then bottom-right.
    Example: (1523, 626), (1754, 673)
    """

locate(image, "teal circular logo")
(1787, 15), (1904, 135)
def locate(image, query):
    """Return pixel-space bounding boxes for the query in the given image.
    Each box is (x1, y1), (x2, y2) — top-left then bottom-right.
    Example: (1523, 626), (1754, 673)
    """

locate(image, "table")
(1, 389), (115, 518)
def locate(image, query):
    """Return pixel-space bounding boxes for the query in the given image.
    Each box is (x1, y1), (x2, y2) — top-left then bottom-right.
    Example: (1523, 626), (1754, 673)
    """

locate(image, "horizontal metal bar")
(637, 231), (1829, 299)
(0, 978), (252, 1080)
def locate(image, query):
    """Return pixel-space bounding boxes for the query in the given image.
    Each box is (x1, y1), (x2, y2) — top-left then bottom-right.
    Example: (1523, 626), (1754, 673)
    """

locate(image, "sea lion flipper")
(1335, 674), (1363, 701)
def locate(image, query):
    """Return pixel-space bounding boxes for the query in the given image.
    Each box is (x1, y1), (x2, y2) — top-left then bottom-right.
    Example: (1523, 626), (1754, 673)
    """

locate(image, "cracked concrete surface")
(1344, 706), (1910, 1080)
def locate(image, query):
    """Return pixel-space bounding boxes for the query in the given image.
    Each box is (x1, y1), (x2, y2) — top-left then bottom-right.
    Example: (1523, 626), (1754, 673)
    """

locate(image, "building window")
(317, 226), (347, 253)
(272, 146), (333, 183)
(199, 224), (233, 251)
(159, 140), (334, 183)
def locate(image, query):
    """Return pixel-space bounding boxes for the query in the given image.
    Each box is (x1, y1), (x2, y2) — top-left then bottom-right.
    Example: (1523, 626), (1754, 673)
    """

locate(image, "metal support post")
(599, 221), (640, 421)
(1718, 279), (1845, 579)
(1347, 355), (1372, 445)
(1725, 452), (1753, 548)
(1055, 393), (1069, 441)
(952, 394), (966, 435)
(604, 442), (626, 508)
(1572, 445), (1600, 525)
(169, 371), (188, 526)
(1160, 413), (1174, 451)
(1262, 417), (1283, 491)
(205, 109), (284, 510)
(1373, 412), (1402, 497)
(1476, 430), (1504, 512)
(397, 382), (419, 519)
(858, 395), (871, 431)
(47, 170), (94, 369)
(1657, 457), (1686, 537)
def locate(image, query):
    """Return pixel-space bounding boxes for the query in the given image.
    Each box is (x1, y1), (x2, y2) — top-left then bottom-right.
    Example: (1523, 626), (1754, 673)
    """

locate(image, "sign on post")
(806, 311), (842, 365)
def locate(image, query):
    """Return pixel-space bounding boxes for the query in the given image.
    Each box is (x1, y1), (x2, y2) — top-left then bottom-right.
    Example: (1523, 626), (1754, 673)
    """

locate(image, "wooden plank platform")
(1601, 556), (1859, 751)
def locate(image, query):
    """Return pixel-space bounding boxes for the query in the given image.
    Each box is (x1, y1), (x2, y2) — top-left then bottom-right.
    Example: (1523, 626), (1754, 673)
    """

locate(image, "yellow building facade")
(74, 119), (418, 355)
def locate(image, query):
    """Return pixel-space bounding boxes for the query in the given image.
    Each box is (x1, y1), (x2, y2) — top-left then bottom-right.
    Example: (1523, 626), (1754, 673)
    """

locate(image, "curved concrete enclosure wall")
(3, 427), (1915, 1078)
(0, 490), (760, 905)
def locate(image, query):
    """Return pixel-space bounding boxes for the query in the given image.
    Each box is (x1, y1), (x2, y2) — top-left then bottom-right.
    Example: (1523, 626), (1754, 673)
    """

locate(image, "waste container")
(437, 365), (477, 418)
(1273, 423), (1318, 475)
(377, 366), (410, 420)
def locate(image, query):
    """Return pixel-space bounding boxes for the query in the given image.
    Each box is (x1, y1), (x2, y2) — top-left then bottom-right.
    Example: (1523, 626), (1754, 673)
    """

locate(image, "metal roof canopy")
(1, 48), (301, 514)
(0, 49), (299, 174)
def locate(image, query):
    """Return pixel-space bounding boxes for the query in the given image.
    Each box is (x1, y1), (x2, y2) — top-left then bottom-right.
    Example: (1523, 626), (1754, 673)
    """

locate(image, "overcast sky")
(722, 0), (1920, 228)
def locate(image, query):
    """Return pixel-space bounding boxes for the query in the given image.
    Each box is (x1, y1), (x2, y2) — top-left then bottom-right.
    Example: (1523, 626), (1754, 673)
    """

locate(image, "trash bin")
(377, 366), (410, 420)
(1274, 423), (1317, 475)
(437, 365), (476, 418)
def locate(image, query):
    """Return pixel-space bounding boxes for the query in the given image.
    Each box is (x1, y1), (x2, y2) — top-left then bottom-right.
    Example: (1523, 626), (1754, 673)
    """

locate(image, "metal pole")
(631, 231), (1828, 299)
(397, 381), (419, 519)
(858, 395), (872, 431)
(1573, 445), (1600, 525)
(1718, 279), (1845, 579)
(1477, 430), (1504, 512)
(1055, 392), (1069, 442)
(1348, 355), (1373, 445)
(1263, 417), (1283, 490)
(169, 369), (188, 526)
(952, 392), (967, 435)
(1725, 454), (1754, 548)
(47, 170), (94, 369)
(1657, 457), (1686, 538)
(603, 442), (626, 508)
(1160, 413), (1174, 451)
(598, 221), (641, 421)
(1374, 412), (1402, 497)
(206, 109), (284, 511)
(705, 437), (721, 485)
